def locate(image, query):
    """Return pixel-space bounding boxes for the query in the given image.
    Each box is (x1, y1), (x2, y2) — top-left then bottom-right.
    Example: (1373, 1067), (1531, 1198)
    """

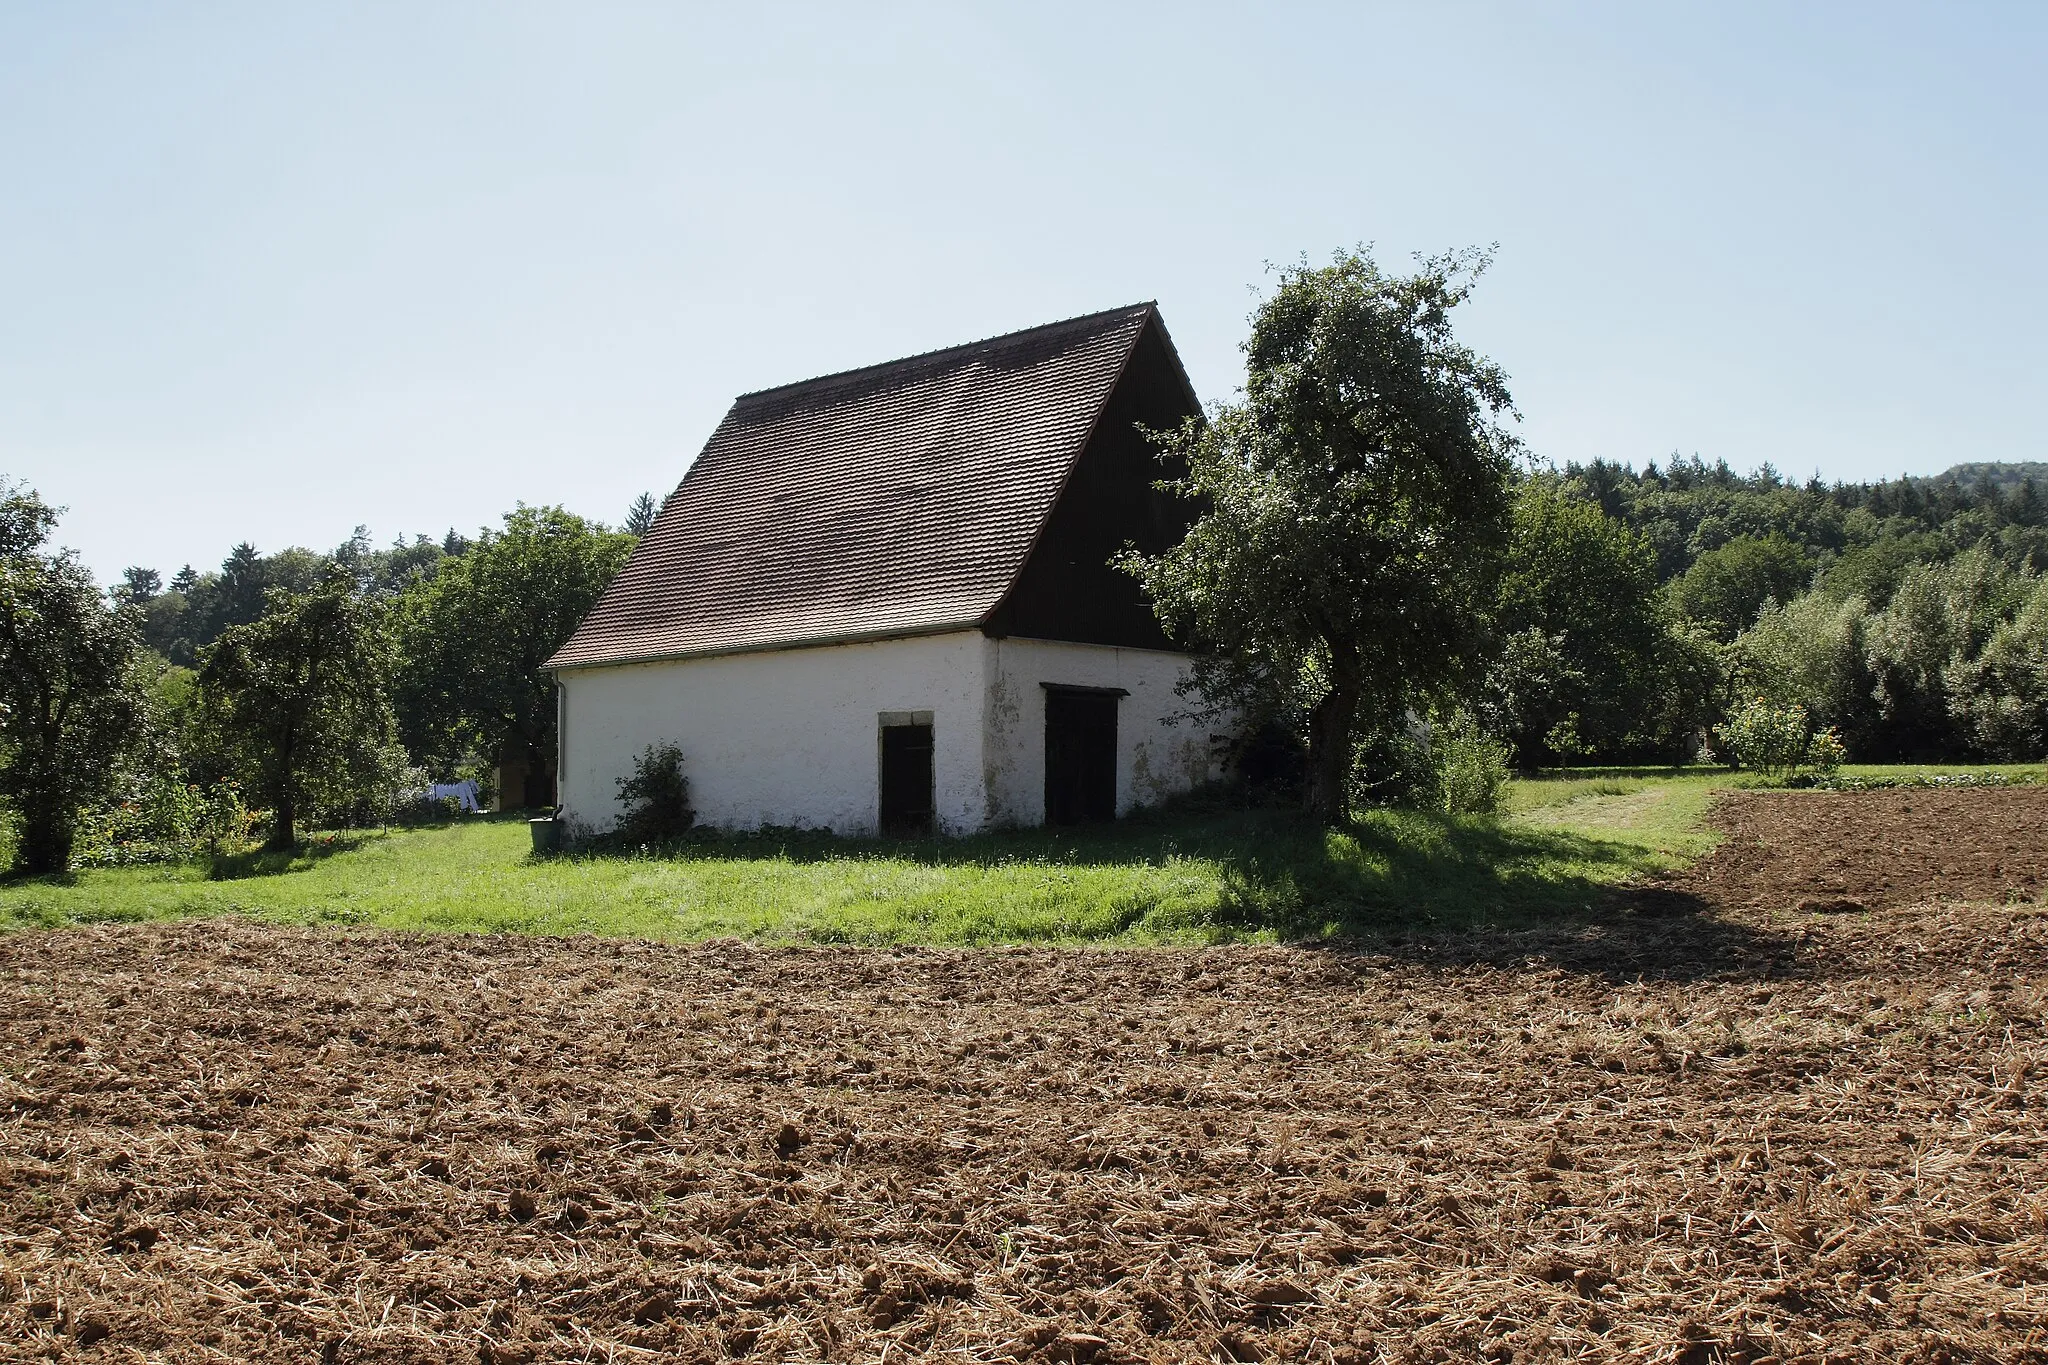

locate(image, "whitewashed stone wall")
(978, 638), (1219, 827)
(555, 632), (1221, 837)
(557, 632), (988, 837)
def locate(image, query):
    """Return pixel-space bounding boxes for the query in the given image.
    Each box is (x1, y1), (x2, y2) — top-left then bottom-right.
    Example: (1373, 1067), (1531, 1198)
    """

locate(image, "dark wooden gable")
(980, 314), (1202, 650)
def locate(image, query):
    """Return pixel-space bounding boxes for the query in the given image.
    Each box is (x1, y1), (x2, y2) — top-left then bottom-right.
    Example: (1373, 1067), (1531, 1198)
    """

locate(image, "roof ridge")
(732, 301), (1156, 404)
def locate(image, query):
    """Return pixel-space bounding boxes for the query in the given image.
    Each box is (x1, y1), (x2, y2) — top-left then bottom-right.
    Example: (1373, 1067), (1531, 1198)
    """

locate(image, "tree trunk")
(15, 802), (72, 876)
(524, 736), (556, 810)
(1305, 675), (1361, 825)
(267, 794), (296, 851)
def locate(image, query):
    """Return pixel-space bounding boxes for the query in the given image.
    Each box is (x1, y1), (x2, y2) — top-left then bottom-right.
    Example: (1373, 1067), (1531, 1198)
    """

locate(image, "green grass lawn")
(1, 765), (2034, 944)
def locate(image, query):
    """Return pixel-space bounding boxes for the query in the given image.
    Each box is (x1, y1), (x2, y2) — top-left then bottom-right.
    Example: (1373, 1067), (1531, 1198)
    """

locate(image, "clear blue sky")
(3, 2), (2042, 584)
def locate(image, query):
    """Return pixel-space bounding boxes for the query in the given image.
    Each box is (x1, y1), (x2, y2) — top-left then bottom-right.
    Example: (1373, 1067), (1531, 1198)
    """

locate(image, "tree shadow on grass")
(565, 802), (1792, 982)
(0, 866), (79, 889)
(1182, 812), (1795, 983)
(207, 831), (383, 881)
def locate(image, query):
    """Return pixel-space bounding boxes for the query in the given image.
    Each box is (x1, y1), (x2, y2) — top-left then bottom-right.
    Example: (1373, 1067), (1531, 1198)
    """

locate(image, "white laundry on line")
(429, 780), (480, 813)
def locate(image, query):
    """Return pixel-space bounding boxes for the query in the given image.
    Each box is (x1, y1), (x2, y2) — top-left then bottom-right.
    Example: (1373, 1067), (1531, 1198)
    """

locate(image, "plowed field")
(1675, 787), (2048, 912)
(4, 793), (2047, 1363)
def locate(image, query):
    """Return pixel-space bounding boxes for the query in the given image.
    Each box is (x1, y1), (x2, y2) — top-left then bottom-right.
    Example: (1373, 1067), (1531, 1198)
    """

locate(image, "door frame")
(1040, 683), (1127, 825)
(876, 710), (935, 835)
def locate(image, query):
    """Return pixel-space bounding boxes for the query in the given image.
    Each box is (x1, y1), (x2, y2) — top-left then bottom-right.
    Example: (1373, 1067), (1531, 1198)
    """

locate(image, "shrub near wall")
(613, 742), (695, 844)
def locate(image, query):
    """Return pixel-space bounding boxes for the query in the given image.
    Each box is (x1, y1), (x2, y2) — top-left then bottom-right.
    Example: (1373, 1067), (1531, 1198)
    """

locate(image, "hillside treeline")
(118, 530), (470, 667)
(1508, 458), (2048, 764)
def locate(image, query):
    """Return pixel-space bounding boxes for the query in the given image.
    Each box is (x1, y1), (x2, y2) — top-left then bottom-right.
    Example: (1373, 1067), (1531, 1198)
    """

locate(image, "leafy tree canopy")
(1669, 533), (1812, 641)
(391, 505), (633, 802)
(1490, 478), (1665, 761)
(197, 568), (395, 849)
(1124, 247), (1519, 821)
(0, 483), (147, 872)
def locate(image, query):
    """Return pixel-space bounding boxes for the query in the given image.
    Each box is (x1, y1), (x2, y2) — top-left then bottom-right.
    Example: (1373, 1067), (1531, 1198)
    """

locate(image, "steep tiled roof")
(547, 303), (1165, 670)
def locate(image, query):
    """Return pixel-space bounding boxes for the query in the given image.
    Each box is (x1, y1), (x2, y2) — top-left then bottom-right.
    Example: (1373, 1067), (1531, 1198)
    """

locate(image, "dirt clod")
(1245, 1280), (1313, 1307)
(1797, 896), (1868, 914)
(104, 1224), (159, 1255)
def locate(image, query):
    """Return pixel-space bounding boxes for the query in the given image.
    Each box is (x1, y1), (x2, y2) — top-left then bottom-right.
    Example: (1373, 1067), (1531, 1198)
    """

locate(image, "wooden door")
(1044, 690), (1117, 825)
(879, 723), (934, 835)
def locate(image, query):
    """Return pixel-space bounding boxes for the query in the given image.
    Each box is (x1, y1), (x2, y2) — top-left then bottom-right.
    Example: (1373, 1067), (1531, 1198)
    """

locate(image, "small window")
(879, 720), (934, 835)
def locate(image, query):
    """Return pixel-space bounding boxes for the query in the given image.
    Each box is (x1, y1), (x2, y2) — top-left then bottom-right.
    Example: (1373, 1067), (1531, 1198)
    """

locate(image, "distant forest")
(1483, 456), (2048, 767)
(115, 463), (2047, 683)
(1559, 456), (2047, 595)
(117, 528), (474, 667)
(102, 459), (2048, 788)
(115, 489), (663, 669)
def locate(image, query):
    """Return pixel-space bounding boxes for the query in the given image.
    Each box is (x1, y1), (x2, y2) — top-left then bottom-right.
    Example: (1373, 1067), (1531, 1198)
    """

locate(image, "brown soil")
(5, 903), (2047, 1363)
(1677, 787), (2048, 912)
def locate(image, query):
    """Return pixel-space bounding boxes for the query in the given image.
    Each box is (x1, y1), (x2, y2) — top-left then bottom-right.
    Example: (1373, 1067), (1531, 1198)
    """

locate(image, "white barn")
(546, 304), (1221, 836)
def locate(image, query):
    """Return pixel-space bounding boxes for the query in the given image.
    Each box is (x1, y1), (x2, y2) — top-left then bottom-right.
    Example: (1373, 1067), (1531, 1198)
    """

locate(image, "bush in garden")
(71, 778), (257, 867)
(303, 739), (415, 831)
(1347, 715), (1435, 812)
(1712, 698), (1845, 781)
(1349, 709), (1510, 815)
(391, 793), (464, 826)
(198, 781), (257, 854)
(1802, 727), (1848, 774)
(1431, 711), (1513, 814)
